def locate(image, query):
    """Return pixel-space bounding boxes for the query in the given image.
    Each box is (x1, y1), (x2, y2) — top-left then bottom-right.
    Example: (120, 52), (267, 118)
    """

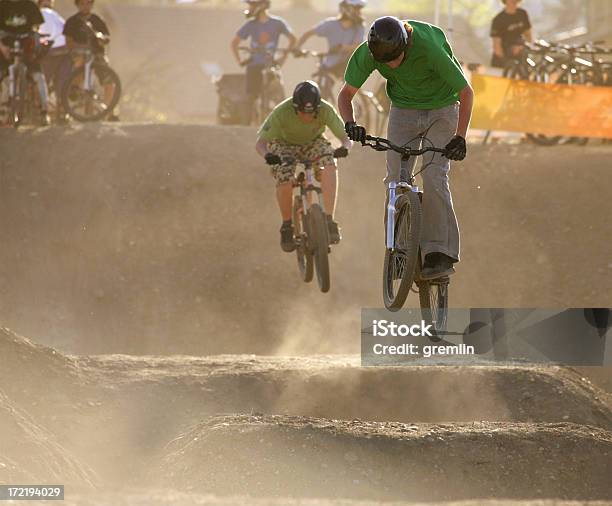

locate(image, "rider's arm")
(230, 35), (242, 65)
(255, 137), (269, 158)
(0, 42), (9, 60)
(323, 104), (353, 149)
(456, 85), (473, 138)
(278, 31), (297, 66)
(295, 28), (316, 51)
(490, 15), (504, 58)
(492, 37), (503, 58)
(337, 83), (360, 124)
(523, 29), (533, 43)
(337, 43), (374, 123)
(256, 111), (281, 155)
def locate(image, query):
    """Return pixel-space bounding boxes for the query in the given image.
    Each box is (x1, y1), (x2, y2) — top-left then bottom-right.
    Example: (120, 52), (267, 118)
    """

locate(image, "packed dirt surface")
(0, 124), (611, 355)
(1, 328), (611, 505)
(1, 124), (611, 505)
(152, 415), (612, 501)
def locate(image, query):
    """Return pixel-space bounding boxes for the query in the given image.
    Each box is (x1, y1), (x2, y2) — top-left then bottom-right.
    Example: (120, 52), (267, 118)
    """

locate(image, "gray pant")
(386, 103), (460, 262)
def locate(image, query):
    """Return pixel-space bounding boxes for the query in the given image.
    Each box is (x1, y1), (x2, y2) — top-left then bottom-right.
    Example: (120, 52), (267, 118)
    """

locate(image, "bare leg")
(276, 182), (293, 221)
(320, 164), (338, 217)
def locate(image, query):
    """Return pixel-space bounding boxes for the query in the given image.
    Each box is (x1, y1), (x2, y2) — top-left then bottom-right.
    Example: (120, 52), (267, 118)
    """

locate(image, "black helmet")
(367, 16), (410, 63)
(292, 81), (321, 113)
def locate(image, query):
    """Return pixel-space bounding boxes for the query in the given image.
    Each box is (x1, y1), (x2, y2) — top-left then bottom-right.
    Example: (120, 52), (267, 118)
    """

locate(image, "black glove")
(264, 153), (281, 165)
(444, 135), (467, 161)
(345, 121), (366, 143)
(333, 146), (349, 158)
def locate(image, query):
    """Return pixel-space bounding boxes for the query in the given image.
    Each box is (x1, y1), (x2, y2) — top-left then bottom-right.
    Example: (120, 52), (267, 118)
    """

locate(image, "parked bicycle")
(360, 134), (449, 335)
(294, 48), (387, 135)
(61, 22), (121, 122)
(503, 39), (612, 146)
(286, 150), (347, 293)
(238, 45), (287, 125)
(1, 31), (51, 127)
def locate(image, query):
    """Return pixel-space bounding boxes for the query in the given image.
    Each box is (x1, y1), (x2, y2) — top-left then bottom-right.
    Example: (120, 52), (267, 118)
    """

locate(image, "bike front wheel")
(309, 203), (330, 293)
(62, 64), (121, 122)
(418, 277), (449, 342)
(293, 196), (313, 283)
(383, 191), (421, 311)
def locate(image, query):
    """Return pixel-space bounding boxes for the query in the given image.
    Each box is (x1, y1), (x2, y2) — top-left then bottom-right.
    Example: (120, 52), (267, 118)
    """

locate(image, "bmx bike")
(361, 134), (450, 336)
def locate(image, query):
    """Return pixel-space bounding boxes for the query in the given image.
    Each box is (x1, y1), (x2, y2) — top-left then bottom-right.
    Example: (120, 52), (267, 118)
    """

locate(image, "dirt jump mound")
(151, 414), (612, 502)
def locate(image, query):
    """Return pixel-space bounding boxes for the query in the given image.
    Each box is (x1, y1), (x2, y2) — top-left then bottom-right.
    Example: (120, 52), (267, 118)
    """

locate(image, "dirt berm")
(1, 124), (611, 356)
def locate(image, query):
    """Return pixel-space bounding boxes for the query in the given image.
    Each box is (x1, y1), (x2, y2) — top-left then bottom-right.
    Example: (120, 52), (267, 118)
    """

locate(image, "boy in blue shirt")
(231, 0), (296, 116)
(295, 0), (366, 84)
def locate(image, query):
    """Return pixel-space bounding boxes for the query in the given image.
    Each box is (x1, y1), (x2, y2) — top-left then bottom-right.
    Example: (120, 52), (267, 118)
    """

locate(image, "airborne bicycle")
(361, 134), (450, 335)
(284, 150), (346, 293)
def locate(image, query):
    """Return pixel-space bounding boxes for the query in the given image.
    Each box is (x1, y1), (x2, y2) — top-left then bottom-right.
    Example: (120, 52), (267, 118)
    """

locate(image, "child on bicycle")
(0, 0), (51, 125)
(294, 0), (366, 98)
(63, 0), (118, 121)
(338, 17), (473, 280)
(231, 0), (296, 118)
(255, 81), (352, 252)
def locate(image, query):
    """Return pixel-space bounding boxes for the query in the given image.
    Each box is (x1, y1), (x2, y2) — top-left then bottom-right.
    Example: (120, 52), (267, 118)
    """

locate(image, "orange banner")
(471, 74), (612, 139)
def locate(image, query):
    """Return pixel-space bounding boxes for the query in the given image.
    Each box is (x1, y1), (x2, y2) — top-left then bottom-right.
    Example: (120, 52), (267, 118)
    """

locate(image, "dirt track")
(1, 327), (611, 504)
(0, 124), (611, 505)
(1, 124), (611, 355)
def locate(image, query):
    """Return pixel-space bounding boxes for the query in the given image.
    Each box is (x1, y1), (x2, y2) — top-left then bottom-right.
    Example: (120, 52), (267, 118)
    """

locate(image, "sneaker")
(107, 113), (120, 122)
(56, 113), (70, 125)
(280, 222), (296, 253)
(327, 216), (341, 244)
(40, 111), (50, 126)
(420, 252), (456, 280)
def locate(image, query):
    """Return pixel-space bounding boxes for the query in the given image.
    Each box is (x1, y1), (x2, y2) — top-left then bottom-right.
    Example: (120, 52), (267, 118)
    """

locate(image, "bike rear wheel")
(417, 277), (449, 342)
(309, 203), (330, 293)
(383, 191), (421, 311)
(293, 196), (313, 283)
(62, 64), (121, 122)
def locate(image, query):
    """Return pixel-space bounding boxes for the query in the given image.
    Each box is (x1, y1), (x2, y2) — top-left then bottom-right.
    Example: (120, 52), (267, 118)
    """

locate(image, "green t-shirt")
(257, 98), (347, 145)
(344, 20), (468, 110)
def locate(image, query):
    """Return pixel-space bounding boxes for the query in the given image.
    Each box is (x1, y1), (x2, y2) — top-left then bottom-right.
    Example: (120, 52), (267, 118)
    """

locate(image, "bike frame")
(295, 161), (326, 216)
(386, 155), (420, 251)
(71, 47), (95, 91)
(7, 38), (26, 101)
(361, 136), (446, 251)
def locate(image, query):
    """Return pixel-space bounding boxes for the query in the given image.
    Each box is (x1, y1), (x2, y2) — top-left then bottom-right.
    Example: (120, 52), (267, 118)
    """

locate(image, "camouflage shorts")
(268, 137), (336, 186)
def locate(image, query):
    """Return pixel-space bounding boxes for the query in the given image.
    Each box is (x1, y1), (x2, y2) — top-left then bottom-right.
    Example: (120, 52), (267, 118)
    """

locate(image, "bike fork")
(8, 63), (16, 98)
(386, 158), (417, 250)
(386, 182), (397, 250)
(84, 61), (93, 91)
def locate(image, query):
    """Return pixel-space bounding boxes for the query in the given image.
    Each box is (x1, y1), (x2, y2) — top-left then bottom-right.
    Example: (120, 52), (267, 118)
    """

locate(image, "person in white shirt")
(38, 0), (71, 122)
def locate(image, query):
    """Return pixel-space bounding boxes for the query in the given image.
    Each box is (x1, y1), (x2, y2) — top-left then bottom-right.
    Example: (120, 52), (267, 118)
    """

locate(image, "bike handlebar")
(274, 151), (347, 166)
(238, 46), (291, 55)
(361, 135), (447, 157)
(293, 46), (343, 59)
